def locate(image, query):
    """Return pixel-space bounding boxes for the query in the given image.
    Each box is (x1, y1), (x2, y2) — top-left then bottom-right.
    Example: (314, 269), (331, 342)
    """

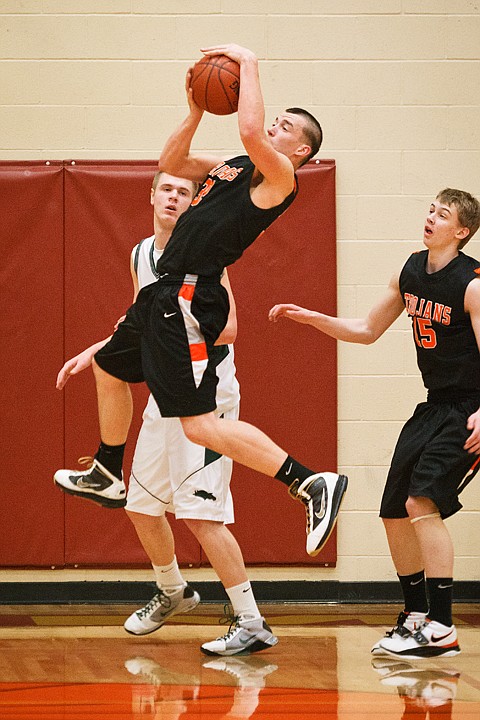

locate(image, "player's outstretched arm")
(158, 65), (222, 182)
(56, 339), (110, 390)
(269, 272), (405, 344)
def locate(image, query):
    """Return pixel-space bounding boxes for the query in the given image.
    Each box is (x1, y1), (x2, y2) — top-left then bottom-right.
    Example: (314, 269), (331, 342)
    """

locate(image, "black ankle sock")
(398, 570), (429, 614)
(275, 455), (314, 488)
(95, 442), (125, 479)
(426, 577), (453, 627)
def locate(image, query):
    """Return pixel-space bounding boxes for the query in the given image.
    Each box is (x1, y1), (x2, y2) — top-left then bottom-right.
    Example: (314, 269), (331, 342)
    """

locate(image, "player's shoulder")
(401, 248), (426, 269)
(459, 250), (480, 271)
(132, 235), (154, 270)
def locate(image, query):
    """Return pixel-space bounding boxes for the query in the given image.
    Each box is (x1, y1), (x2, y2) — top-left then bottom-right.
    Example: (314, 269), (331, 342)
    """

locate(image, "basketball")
(190, 55), (240, 115)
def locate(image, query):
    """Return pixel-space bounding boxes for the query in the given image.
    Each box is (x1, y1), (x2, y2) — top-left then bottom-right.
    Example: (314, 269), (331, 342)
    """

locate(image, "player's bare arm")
(57, 261), (136, 391)
(269, 271), (405, 344)
(56, 339), (110, 390)
(463, 278), (480, 454)
(216, 269), (237, 346)
(202, 44), (295, 206)
(158, 67), (221, 182)
(130, 254), (140, 303)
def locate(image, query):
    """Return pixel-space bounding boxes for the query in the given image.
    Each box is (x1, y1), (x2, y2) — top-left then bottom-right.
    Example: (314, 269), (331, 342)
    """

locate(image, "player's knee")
(184, 518), (220, 539)
(406, 495), (438, 519)
(181, 417), (210, 446)
(92, 358), (124, 389)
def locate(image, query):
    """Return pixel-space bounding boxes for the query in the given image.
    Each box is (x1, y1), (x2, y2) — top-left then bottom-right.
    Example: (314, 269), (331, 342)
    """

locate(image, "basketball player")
(54, 42), (348, 620)
(57, 171), (278, 656)
(269, 188), (480, 659)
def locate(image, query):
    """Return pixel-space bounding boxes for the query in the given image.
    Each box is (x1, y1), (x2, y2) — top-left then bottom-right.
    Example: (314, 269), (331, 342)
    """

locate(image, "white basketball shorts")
(125, 395), (239, 522)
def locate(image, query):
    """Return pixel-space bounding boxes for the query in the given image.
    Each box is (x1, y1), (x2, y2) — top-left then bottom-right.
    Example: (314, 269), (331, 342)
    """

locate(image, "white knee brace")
(410, 512), (441, 524)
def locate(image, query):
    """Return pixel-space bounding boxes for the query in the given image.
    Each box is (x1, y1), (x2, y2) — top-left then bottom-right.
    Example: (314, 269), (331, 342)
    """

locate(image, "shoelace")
(219, 603), (234, 626)
(137, 590), (172, 619)
(215, 617), (241, 642)
(385, 611), (410, 638)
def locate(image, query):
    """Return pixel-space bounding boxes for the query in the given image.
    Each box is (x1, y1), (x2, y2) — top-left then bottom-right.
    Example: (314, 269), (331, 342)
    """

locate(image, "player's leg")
(380, 499), (459, 659)
(93, 358), (132, 446)
(124, 512), (199, 636)
(371, 517), (428, 656)
(123, 408), (200, 636)
(384, 518), (429, 619)
(53, 357), (131, 506)
(165, 404), (276, 656)
(144, 279), (347, 558)
(180, 412), (348, 557)
(54, 307), (145, 507)
(378, 400), (476, 659)
(371, 406), (432, 655)
(184, 517), (277, 657)
(185, 519), (249, 589)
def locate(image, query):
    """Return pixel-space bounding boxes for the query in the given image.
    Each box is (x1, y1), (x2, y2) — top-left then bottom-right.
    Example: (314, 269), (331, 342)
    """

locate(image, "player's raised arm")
(201, 44), (295, 197)
(158, 66), (222, 183)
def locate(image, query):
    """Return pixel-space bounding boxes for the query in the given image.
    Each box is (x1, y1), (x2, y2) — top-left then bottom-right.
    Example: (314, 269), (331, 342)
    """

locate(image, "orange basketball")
(190, 55), (240, 115)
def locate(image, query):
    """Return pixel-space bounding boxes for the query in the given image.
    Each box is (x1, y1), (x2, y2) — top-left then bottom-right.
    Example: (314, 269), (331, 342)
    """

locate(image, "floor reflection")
(0, 606), (478, 719)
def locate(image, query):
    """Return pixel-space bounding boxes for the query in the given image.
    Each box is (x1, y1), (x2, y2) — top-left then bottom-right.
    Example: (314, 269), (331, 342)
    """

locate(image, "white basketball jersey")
(132, 236), (240, 414)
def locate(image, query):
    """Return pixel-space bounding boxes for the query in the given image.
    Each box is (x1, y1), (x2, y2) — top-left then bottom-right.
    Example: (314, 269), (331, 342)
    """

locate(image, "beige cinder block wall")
(1, 1), (479, 583)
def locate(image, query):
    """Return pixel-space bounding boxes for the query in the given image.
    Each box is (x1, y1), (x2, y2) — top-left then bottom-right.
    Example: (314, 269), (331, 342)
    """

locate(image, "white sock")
(153, 556), (186, 595)
(226, 581), (261, 621)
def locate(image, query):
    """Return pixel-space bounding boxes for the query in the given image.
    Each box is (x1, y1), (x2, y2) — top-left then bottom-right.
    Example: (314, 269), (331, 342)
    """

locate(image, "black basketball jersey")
(157, 155), (297, 277)
(399, 249), (480, 397)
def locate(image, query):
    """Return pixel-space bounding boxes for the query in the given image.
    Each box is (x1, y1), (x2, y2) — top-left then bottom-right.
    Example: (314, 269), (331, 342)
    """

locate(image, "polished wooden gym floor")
(0, 602), (479, 719)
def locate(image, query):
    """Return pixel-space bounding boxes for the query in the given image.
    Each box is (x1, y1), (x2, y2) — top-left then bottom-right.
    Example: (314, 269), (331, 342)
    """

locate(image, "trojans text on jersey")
(404, 293), (452, 326)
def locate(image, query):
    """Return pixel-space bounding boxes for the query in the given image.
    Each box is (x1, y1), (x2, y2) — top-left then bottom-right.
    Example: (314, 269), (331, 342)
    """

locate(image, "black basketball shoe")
(289, 472), (348, 556)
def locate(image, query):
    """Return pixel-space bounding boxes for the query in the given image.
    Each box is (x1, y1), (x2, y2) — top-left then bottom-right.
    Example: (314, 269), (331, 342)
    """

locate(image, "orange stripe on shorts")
(189, 342), (208, 362)
(179, 283), (195, 302)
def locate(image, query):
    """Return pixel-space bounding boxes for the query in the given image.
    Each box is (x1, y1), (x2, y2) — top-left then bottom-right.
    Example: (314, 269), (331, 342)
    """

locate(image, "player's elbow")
(353, 322), (379, 345)
(359, 335), (375, 345)
(360, 327), (381, 345)
(239, 124), (263, 151)
(158, 155), (180, 176)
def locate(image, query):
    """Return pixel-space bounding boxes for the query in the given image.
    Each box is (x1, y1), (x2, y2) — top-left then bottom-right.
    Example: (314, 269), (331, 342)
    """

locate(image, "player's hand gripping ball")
(190, 55), (240, 115)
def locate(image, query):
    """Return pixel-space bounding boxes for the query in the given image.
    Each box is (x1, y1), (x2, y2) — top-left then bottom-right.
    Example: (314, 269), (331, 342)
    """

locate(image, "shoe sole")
(124, 592), (201, 636)
(380, 646), (461, 660)
(200, 635), (278, 657)
(371, 646), (389, 656)
(309, 474), (348, 557)
(54, 478), (126, 509)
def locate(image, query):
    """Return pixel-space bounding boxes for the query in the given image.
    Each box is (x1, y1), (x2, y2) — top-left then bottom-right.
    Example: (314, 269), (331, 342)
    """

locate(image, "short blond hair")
(436, 188), (480, 248)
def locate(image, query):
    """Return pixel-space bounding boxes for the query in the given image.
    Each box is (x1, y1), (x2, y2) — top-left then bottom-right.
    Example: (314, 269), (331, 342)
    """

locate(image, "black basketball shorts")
(380, 397), (480, 519)
(95, 274), (229, 418)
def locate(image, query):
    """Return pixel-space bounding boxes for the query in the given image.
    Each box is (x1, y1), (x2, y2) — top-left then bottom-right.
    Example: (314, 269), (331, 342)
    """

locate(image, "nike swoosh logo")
(431, 631), (454, 643)
(164, 312), (176, 318)
(285, 463), (293, 476)
(315, 491), (327, 521)
(410, 578), (423, 586)
(438, 584), (453, 589)
(76, 479), (103, 489)
(239, 635), (251, 645)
